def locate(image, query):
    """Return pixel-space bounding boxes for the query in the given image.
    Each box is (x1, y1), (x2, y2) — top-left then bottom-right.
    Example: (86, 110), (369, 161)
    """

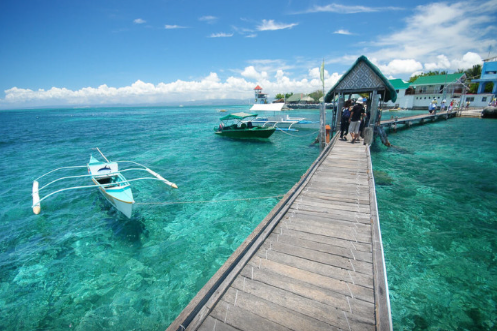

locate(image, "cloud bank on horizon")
(1, 0), (495, 109)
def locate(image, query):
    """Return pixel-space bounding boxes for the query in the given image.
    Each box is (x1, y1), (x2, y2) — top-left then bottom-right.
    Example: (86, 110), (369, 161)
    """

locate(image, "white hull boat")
(32, 148), (177, 218)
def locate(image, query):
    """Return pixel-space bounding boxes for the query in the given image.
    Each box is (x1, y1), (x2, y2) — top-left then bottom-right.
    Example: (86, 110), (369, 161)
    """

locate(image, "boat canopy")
(220, 112), (258, 121)
(250, 103), (285, 112)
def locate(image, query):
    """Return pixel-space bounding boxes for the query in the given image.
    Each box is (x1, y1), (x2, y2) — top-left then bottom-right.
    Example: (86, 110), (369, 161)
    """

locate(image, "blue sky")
(1, 0), (496, 108)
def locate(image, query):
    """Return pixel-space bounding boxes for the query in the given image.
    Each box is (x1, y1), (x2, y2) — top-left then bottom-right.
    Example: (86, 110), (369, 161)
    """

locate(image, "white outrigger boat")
(32, 148), (177, 218)
(247, 103), (318, 131)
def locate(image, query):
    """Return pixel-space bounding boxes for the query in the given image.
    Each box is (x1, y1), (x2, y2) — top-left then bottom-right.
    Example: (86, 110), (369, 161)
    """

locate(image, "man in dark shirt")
(348, 99), (365, 143)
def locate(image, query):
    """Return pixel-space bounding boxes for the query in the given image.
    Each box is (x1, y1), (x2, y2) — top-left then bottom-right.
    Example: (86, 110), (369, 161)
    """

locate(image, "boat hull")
(92, 178), (135, 218)
(99, 187), (134, 218)
(215, 127), (276, 138)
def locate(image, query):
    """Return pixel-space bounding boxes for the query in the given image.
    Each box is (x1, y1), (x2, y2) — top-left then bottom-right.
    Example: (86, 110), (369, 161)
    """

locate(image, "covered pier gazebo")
(324, 55), (397, 140)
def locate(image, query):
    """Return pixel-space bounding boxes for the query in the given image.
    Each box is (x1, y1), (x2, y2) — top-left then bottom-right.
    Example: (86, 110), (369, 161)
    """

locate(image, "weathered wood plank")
(246, 253), (374, 302)
(209, 299), (293, 331)
(288, 206), (371, 225)
(275, 227), (372, 254)
(281, 217), (372, 243)
(259, 240), (373, 275)
(237, 264), (375, 321)
(266, 232), (372, 263)
(197, 316), (239, 331)
(254, 244), (374, 288)
(230, 276), (354, 330)
(282, 213), (371, 236)
(301, 189), (370, 204)
(221, 287), (340, 331)
(296, 195), (371, 213)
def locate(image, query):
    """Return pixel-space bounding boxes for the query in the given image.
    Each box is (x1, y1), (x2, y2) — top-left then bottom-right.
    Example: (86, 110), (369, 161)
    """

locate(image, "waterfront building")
(385, 72), (494, 109)
(472, 56), (497, 96)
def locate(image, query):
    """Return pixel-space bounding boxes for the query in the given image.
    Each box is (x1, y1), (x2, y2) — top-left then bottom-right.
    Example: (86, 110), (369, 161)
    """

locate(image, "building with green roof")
(383, 71), (493, 109)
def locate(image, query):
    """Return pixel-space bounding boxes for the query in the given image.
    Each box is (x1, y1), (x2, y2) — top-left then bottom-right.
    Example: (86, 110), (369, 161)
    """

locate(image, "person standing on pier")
(349, 99), (365, 144)
(441, 99), (447, 112)
(340, 100), (352, 140)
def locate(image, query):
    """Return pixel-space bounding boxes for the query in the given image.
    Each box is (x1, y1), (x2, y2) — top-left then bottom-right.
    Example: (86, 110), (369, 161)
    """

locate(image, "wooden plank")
(219, 286), (341, 331)
(277, 217), (371, 246)
(259, 240), (373, 276)
(237, 265), (375, 321)
(289, 206), (371, 221)
(275, 227), (372, 254)
(247, 252), (374, 302)
(301, 190), (370, 205)
(266, 232), (372, 263)
(282, 217), (372, 243)
(293, 202), (370, 219)
(296, 196), (371, 214)
(288, 206), (371, 225)
(230, 276), (355, 330)
(197, 316), (239, 331)
(254, 245), (374, 289)
(287, 212), (371, 232)
(209, 299), (293, 331)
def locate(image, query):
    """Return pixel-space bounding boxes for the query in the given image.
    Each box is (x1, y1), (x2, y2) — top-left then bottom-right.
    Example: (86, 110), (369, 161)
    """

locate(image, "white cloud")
(0, 69), (342, 108)
(199, 16), (218, 23)
(257, 19), (298, 31)
(334, 29), (353, 35)
(241, 66), (268, 80)
(449, 52), (483, 70)
(303, 4), (403, 14)
(368, 0), (496, 67)
(133, 18), (146, 24)
(209, 32), (233, 38)
(374, 58), (424, 75)
(424, 55), (451, 71)
(165, 25), (187, 29)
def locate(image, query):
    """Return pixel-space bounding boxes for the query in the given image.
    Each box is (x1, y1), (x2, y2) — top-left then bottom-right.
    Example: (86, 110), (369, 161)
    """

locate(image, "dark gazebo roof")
(324, 55), (397, 103)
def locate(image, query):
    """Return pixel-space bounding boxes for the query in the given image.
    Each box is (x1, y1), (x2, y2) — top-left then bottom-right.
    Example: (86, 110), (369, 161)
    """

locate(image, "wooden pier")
(373, 111), (457, 146)
(167, 135), (391, 331)
(379, 110), (457, 130)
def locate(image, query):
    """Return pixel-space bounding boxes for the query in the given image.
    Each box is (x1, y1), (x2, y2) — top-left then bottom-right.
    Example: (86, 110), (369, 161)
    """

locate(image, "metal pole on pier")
(319, 59), (326, 150)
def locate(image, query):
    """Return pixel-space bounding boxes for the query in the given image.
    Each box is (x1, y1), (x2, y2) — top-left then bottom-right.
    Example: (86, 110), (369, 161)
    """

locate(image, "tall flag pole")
(319, 59), (326, 150)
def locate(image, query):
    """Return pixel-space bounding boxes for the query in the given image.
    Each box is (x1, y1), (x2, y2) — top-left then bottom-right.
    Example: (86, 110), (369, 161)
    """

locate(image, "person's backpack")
(342, 108), (351, 120)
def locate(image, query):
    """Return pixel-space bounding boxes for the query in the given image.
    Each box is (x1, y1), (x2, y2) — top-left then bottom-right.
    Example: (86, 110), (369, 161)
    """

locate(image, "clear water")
(371, 113), (497, 330)
(0, 106), (323, 330)
(1, 107), (496, 330)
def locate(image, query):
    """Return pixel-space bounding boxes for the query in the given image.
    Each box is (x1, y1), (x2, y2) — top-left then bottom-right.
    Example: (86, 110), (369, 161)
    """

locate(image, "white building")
(385, 73), (494, 109)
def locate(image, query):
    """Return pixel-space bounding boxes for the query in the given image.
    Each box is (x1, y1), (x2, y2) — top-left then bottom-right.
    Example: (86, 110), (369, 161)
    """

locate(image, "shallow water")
(0, 106), (323, 330)
(371, 116), (497, 330)
(1, 107), (496, 330)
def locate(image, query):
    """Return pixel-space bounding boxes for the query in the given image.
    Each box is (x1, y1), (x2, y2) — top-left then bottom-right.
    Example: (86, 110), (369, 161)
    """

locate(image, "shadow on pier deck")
(167, 135), (391, 331)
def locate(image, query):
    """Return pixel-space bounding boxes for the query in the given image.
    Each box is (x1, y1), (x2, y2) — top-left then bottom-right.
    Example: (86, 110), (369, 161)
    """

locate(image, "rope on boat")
(135, 194), (285, 206)
(278, 129), (320, 138)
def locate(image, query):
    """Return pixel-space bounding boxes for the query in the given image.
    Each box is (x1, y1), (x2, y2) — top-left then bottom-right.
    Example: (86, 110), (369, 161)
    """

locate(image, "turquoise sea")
(0, 106), (496, 330)
(371, 112), (497, 330)
(0, 105), (322, 330)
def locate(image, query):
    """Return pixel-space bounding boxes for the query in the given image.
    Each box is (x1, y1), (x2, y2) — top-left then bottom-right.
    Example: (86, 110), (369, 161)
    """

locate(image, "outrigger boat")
(32, 148), (177, 218)
(214, 112), (276, 139)
(247, 103), (319, 131)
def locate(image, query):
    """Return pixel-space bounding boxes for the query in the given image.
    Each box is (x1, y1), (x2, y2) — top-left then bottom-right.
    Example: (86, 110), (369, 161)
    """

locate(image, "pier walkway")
(379, 111), (457, 129)
(167, 135), (391, 331)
